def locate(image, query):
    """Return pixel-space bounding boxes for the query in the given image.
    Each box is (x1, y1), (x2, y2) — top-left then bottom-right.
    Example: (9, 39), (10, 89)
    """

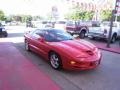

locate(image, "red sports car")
(24, 28), (102, 70)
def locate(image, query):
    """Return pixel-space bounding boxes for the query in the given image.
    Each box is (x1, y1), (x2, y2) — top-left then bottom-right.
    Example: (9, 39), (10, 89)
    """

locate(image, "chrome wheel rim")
(50, 54), (59, 69)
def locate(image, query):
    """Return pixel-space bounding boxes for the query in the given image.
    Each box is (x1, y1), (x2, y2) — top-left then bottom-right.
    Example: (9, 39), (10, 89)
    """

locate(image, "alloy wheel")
(50, 52), (61, 69)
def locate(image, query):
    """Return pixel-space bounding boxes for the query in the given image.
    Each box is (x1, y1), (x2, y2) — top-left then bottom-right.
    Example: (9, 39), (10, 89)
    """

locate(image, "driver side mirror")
(38, 37), (45, 42)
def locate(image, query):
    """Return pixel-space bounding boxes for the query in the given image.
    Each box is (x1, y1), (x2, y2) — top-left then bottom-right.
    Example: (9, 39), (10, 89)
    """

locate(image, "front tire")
(49, 52), (62, 70)
(79, 31), (86, 39)
(3, 31), (8, 37)
(111, 34), (117, 43)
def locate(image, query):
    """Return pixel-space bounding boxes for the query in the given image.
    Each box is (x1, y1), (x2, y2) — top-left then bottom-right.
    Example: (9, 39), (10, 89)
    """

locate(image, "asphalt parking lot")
(1, 26), (120, 90)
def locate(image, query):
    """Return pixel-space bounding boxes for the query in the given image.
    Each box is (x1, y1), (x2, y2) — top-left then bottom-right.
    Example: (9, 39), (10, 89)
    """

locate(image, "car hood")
(51, 39), (97, 58)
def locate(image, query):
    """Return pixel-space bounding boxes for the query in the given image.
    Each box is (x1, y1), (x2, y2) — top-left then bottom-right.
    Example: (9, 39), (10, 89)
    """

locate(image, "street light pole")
(106, 10), (115, 48)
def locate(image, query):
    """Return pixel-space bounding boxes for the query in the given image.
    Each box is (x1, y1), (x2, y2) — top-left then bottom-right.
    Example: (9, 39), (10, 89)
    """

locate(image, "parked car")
(0, 23), (8, 37)
(88, 21), (120, 43)
(65, 21), (89, 38)
(24, 28), (101, 70)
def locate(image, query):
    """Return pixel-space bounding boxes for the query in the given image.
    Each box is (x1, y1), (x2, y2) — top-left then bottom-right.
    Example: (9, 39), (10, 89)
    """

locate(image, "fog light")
(70, 61), (76, 65)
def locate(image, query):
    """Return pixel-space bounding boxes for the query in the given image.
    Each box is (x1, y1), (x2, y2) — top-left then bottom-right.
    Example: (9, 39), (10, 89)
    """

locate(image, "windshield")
(44, 30), (74, 42)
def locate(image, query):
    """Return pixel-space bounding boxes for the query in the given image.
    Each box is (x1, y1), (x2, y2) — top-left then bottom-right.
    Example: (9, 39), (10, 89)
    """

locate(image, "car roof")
(35, 28), (62, 31)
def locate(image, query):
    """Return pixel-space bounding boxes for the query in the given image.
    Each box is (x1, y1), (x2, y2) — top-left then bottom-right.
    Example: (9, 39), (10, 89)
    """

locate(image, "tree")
(64, 5), (94, 20)
(0, 10), (6, 21)
(101, 10), (112, 21)
(32, 16), (44, 21)
(21, 15), (32, 22)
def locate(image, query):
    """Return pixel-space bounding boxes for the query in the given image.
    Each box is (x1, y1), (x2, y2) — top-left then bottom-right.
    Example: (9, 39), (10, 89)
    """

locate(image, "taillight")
(104, 29), (107, 34)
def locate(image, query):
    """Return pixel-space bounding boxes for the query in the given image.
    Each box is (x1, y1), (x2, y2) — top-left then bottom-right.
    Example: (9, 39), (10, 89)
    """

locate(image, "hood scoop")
(86, 50), (94, 56)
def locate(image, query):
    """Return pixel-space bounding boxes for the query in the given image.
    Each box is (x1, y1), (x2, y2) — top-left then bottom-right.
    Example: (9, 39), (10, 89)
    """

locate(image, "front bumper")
(67, 30), (80, 34)
(88, 32), (107, 39)
(63, 56), (102, 70)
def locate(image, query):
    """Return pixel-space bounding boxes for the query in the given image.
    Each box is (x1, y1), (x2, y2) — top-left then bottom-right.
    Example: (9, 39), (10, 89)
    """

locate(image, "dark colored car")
(0, 23), (8, 37)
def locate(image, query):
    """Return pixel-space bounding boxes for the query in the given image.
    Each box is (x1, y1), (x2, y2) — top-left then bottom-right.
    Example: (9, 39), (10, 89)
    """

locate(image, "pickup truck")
(65, 21), (88, 38)
(88, 21), (120, 43)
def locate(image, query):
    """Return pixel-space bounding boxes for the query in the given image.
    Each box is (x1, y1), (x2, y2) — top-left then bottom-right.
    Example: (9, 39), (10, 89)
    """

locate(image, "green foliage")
(46, 12), (52, 20)
(64, 5), (94, 20)
(65, 11), (94, 21)
(6, 15), (44, 23)
(32, 16), (44, 21)
(0, 10), (6, 21)
(101, 10), (112, 21)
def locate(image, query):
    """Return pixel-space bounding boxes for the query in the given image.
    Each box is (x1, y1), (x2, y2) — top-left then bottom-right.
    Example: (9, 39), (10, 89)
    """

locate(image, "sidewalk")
(0, 42), (60, 90)
(86, 39), (120, 54)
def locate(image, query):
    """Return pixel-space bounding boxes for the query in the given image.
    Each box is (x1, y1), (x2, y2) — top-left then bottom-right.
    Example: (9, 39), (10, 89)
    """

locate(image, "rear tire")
(111, 34), (117, 43)
(25, 40), (30, 51)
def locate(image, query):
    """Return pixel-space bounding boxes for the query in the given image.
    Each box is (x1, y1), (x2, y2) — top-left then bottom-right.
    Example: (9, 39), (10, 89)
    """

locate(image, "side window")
(32, 30), (44, 38)
(44, 31), (54, 42)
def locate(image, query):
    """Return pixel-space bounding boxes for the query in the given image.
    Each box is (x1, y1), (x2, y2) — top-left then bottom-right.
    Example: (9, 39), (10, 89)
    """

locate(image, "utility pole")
(106, 0), (118, 48)
(106, 10), (115, 48)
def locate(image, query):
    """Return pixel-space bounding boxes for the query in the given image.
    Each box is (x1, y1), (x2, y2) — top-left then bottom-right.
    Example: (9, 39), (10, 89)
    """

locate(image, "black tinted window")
(44, 29), (73, 42)
(31, 29), (44, 37)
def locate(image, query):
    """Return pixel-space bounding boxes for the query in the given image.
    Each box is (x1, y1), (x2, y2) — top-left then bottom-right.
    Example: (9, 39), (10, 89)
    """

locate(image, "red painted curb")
(92, 42), (120, 54)
(0, 42), (60, 90)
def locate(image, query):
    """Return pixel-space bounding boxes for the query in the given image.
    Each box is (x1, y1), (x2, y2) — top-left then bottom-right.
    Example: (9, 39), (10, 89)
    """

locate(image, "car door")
(31, 30), (50, 57)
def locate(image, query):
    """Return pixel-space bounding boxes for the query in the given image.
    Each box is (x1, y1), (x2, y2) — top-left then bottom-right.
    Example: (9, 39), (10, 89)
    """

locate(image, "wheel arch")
(48, 50), (60, 59)
(112, 32), (117, 37)
(48, 50), (63, 69)
(80, 28), (87, 33)
(79, 27), (88, 33)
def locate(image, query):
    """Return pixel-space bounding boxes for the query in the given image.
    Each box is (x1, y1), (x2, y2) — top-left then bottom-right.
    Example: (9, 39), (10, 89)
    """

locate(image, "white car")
(88, 21), (120, 43)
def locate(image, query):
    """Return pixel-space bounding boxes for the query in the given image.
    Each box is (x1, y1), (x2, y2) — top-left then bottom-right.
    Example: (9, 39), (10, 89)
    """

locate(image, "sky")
(0, 0), (69, 16)
(0, 0), (115, 16)
(0, 0), (55, 16)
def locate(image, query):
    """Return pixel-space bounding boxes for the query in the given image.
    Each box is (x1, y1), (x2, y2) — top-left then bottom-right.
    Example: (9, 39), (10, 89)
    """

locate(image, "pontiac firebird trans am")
(24, 28), (102, 70)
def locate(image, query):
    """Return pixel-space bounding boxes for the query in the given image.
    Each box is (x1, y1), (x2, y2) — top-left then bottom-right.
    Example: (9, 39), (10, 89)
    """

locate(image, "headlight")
(94, 47), (101, 58)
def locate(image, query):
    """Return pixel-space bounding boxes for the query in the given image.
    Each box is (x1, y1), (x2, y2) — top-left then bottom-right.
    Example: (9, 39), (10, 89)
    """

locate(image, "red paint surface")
(25, 31), (101, 70)
(0, 43), (60, 90)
